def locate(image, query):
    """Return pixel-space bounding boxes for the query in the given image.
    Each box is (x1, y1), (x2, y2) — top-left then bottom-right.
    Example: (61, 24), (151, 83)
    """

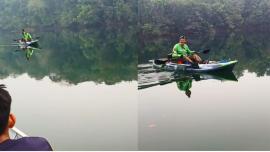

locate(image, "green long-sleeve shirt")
(172, 43), (194, 58)
(22, 32), (32, 41)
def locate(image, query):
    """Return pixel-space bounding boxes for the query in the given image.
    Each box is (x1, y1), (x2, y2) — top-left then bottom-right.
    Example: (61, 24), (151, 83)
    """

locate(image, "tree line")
(0, 0), (137, 30)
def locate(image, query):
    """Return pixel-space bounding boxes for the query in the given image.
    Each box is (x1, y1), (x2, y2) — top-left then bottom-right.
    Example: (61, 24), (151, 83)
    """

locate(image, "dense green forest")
(1, 0), (269, 32)
(0, 0), (137, 30)
(139, 0), (270, 36)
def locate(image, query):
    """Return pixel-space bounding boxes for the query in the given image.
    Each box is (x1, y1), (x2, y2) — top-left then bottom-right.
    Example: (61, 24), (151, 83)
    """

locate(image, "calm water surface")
(138, 70), (270, 150)
(3, 75), (137, 150)
(1, 28), (270, 150)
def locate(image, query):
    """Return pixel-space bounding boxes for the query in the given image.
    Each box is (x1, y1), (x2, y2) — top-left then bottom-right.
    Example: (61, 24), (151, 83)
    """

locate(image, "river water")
(1, 28), (270, 150)
(138, 70), (270, 150)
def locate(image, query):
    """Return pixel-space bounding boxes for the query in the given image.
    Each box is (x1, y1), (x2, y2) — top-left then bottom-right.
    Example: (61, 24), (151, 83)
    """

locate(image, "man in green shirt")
(21, 29), (32, 42)
(172, 36), (202, 64)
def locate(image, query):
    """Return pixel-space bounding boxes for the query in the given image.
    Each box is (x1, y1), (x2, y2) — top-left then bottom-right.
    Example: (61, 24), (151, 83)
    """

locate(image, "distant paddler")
(21, 29), (32, 42)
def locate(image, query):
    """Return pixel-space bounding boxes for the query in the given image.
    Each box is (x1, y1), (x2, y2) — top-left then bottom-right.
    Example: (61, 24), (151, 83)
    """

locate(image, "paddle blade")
(167, 53), (172, 59)
(202, 49), (210, 54)
(154, 58), (168, 65)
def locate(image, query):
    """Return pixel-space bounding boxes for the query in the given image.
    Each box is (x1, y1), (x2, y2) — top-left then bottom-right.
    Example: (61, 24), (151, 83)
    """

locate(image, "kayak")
(19, 39), (39, 46)
(152, 59), (238, 73)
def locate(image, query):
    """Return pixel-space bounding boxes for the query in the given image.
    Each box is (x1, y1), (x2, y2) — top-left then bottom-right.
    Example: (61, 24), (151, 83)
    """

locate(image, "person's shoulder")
(173, 43), (179, 48)
(184, 44), (189, 48)
(21, 137), (49, 143)
(1, 137), (53, 151)
(20, 137), (53, 151)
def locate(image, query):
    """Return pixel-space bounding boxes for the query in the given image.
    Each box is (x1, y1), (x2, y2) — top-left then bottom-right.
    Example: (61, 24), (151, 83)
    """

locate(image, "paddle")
(13, 38), (39, 41)
(13, 36), (40, 42)
(154, 58), (168, 65)
(0, 44), (19, 47)
(195, 49), (210, 54)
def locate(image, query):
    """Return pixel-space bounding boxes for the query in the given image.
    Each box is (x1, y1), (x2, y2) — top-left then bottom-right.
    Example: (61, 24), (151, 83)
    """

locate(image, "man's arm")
(172, 45), (181, 58)
(28, 33), (32, 39)
(184, 44), (193, 55)
(22, 33), (27, 39)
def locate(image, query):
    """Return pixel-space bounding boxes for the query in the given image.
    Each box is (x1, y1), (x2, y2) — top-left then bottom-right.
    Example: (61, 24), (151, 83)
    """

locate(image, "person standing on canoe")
(172, 36), (202, 65)
(21, 29), (32, 42)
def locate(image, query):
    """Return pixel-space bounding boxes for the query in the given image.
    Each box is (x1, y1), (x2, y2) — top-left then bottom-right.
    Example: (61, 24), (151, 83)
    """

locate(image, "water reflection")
(0, 30), (137, 84)
(15, 42), (41, 61)
(139, 64), (238, 97)
(138, 72), (270, 150)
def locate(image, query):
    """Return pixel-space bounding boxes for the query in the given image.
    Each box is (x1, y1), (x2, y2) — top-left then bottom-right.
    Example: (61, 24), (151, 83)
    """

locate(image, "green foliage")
(0, 0), (138, 30)
(139, 0), (270, 36)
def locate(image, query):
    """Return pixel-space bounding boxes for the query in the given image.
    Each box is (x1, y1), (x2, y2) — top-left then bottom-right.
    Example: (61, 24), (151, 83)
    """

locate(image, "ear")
(8, 113), (16, 129)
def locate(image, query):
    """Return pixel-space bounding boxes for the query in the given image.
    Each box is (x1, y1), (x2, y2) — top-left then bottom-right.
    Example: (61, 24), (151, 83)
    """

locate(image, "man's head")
(185, 90), (191, 98)
(179, 36), (187, 46)
(0, 84), (16, 136)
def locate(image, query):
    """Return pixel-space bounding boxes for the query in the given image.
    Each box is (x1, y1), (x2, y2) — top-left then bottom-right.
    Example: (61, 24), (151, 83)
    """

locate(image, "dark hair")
(179, 35), (186, 40)
(185, 90), (191, 98)
(0, 84), (12, 134)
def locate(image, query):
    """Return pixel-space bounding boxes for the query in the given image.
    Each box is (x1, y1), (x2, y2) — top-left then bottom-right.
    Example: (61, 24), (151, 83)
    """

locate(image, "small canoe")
(19, 39), (39, 46)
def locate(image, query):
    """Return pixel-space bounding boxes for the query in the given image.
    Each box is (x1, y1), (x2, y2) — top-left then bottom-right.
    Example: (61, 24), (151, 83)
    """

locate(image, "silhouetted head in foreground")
(0, 84), (16, 136)
(0, 84), (53, 151)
